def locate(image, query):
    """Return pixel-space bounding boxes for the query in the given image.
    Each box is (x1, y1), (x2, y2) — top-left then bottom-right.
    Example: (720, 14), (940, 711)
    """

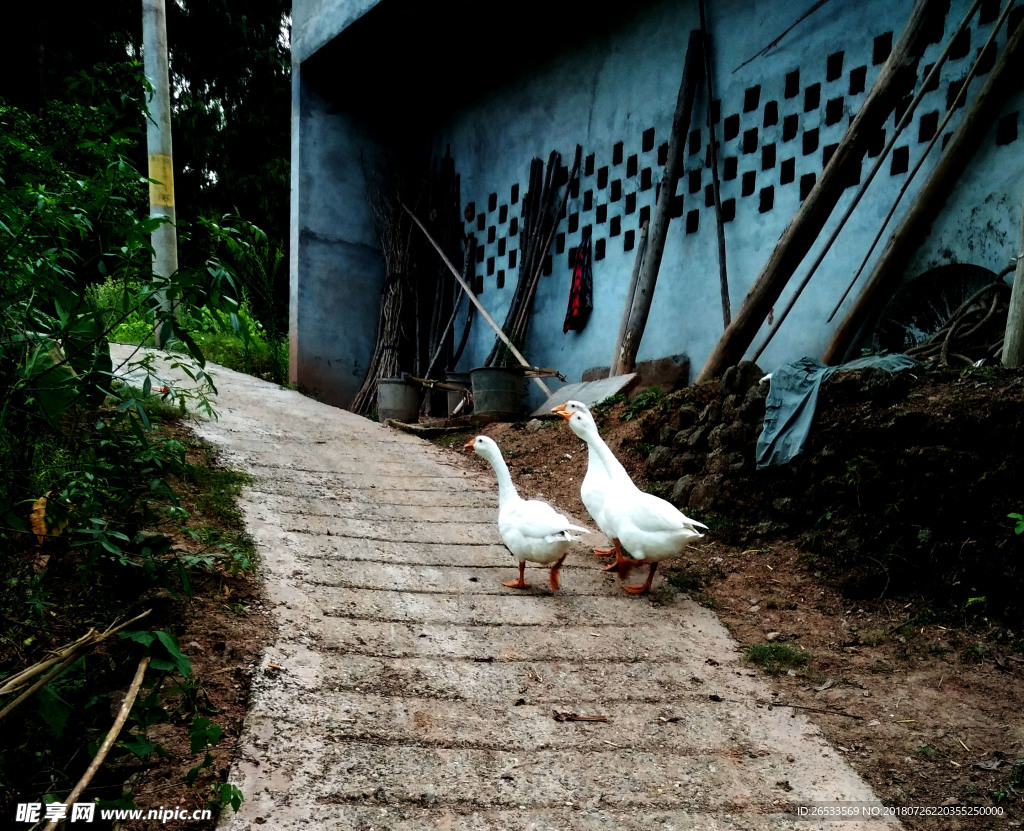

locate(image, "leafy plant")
(744, 642), (811, 675)
(1009, 512), (1024, 536)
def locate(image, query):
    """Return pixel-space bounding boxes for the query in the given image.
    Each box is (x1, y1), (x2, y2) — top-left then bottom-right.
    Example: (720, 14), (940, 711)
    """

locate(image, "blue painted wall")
(291, 0), (1024, 408)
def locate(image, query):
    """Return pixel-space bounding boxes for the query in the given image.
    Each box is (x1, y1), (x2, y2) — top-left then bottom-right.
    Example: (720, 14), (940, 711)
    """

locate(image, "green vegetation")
(744, 642), (811, 675)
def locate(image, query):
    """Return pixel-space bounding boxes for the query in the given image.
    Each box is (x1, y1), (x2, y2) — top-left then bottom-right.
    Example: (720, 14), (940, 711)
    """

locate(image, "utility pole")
(142, 0), (178, 347)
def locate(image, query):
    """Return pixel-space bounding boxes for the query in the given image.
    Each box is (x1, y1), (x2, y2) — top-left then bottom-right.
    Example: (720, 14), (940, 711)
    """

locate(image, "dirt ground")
(443, 389), (1024, 831)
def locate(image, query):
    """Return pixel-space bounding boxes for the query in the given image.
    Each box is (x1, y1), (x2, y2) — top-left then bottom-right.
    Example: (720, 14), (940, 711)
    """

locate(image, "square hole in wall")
(510, 217), (519, 236)
(783, 114), (799, 141)
(996, 112), (1019, 145)
(610, 216), (621, 237)
(613, 142), (624, 165)
(763, 101), (779, 127)
(556, 164), (569, 187)
(744, 84), (761, 112)
(742, 170), (756, 196)
(849, 65), (867, 95)
(689, 169), (702, 194)
(543, 254), (553, 276)
(511, 184), (519, 204)
(464, 201), (476, 221)
(780, 157), (795, 184)
(610, 180), (622, 202)
(685, 208), (699, 233)
(658, 143), (669, 165)
(555, 232), (565, 254)
(627, 154), (638, 177)
(499, 205), (508, 223)
(822, 143), (838, 167)
(743, 127), (758, 154)
(476, 244), (485, 264)
(584, 190), (594, 210)
(710, 99), (721, 123)
(496, 269), (505, 289)
(827, 50), (844, 82)
(596, 204), (608, 223)
(724, 114), (740, 141)
(594, 240), (605, 262)
(585, 154), (595, 176)
(509, 249), (517, 269)
(689, 129), (702, 154)
(804, 83), (821, 112)
(873, 31), (893, 65)
(949, 28), (971, 60)
(705, 183), (715, 207)
(845, 159), (861, 187)
(642, 128), (655, 152)
(893, 94), (912, 126)
(976, 43), (997, 75)
(625, 192), (637, 214)
(477, 212), (486, 231)
(980, 0), (999, 23)
(566, 247), (577, 269)
(759, 185), (774, 213)
(568, 212), (579, 233)
(785, 69), (800, 98)
(597, 166), (609, 188)
(487, 256), (495, 276)
(571, 178), (580, 198)
(723, 156), (738, 180)
(802, 127), (819, 155)
(868, 128), (886, 157)
(762, 143), (776, 170)
(670, 193), (685, 218)
(825, 97), (844, 125)
(641, 168), (653, 190)
(721, 198), (736, 222)
(890, 145), (909, 175)
(640, 205), (651, 226)
(800, 172), (816, 200)
(947, 78), (967, 111)
(920, 63), (940, 93)
(488, 192), (497, 211)
(487, 226), (496, 244)
(498, 238), (507, 256)
(624, 229), (635, 251)
(918, 110), (939, 142)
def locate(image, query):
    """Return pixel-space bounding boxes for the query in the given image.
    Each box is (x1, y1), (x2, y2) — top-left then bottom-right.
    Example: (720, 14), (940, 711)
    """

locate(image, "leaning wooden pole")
(612, 29), (704, 377)
(1003, 177), (1024, 367)
(695, 0), (942, 383)
(824, 16), (1024, 365)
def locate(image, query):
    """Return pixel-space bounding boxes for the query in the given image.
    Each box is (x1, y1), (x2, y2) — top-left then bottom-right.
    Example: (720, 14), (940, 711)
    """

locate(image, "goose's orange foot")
(548, 553), (568, 592)
(593, 546), (615, 557)
(503, 562), (530, 589)
(601, 541), (631, 574)
(622, 563), (658, 595)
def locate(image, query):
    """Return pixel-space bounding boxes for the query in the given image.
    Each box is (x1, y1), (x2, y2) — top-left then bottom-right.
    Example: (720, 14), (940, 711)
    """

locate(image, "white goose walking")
(465, 435), (589, 591)
(553, 405), (707, 594)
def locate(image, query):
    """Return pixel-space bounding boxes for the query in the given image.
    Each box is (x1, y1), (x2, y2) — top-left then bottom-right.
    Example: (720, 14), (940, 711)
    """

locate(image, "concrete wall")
(291, 0), (1024, 408)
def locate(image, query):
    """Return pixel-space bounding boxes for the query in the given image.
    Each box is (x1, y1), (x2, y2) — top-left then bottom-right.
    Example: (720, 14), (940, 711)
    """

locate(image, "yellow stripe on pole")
(148, 153), (175, 207)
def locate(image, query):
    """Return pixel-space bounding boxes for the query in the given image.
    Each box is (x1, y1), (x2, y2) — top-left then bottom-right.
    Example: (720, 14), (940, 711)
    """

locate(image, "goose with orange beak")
(553, 404), (707, 594)
(465, 435), (589, 591)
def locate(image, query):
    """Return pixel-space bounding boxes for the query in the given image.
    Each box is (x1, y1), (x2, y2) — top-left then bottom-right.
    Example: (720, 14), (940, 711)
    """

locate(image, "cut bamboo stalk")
(403, 204), (552, 396)
(44, 657), (150, 831)
(695, 0), (942, 383)
(612, 29), (704, 376)
(609, 220), (649, 373)
(824, 15), (1024, 364)
(1002, 181), (1024, 367)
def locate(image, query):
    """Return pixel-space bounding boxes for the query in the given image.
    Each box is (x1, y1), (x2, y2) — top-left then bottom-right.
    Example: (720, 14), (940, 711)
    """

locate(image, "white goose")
(465, 435), (589, 591)
(554, 407), (707, 594)
(550, 400), (630, 558)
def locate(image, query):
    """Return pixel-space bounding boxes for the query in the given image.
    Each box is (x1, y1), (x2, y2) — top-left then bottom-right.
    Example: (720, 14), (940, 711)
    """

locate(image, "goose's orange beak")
(551, 403), (572, 421)
(463, 438), (475, 449)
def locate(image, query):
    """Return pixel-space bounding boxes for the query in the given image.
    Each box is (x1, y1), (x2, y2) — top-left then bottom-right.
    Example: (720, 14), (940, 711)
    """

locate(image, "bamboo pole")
(823, 15), (1024, 364)
(609, 220), (649, 373)
(1002, 180), (1024, 367)
(612, 29), (704, 376)
(695, 0), (943, 383)
(403, 204), (552, 396)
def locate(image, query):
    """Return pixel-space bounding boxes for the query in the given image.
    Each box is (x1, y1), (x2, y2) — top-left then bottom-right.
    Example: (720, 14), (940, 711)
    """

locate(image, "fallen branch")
(43, 656), (150, 831)
(553, 710), (609, 722)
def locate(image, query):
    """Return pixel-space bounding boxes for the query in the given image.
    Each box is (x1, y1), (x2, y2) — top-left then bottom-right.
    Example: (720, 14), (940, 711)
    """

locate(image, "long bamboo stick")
(1002, 181), (1024, 367)
(403, 204), (552, 396)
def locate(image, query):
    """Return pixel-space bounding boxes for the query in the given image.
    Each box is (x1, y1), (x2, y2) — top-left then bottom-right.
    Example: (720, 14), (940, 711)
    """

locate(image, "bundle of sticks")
(485, 145), (582, 367)
(904, 279), (1011, 367)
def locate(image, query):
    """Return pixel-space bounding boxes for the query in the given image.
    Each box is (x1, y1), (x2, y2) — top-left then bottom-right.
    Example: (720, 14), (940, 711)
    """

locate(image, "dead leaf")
(973, 759), (1003, 771)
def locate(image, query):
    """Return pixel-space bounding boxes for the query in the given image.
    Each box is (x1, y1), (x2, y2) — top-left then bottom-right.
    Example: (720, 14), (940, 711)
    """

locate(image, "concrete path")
(113, 348), (897, 830)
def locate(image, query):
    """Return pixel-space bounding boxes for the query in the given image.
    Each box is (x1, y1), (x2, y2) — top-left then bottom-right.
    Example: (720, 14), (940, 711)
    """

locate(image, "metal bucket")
(444, 371), (471, 415)
(470, 367), (524, 421)
(377, 378), (420, 422)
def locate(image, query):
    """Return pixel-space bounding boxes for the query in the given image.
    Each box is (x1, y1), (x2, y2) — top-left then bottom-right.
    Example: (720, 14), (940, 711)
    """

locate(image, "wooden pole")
(609, 220), (648, 374)
(403, 204), (552, 396)
(1002, 180), (1024, 367)
(824, 16), (1024, 365)
(695, 0), (942, 383)
(698, 0), (731, 329)
(612, 29), (704, 377)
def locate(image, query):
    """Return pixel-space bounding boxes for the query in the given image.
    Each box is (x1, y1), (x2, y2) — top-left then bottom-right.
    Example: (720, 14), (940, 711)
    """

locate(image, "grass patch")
(744, 642), (811, 675)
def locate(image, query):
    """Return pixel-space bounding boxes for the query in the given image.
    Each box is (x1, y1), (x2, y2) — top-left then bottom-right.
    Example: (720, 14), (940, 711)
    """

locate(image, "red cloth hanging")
(563, 228), (593, 333)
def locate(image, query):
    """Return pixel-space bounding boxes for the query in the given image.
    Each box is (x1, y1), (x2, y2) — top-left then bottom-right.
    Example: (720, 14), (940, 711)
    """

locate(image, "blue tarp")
(755, 354), (919, 469)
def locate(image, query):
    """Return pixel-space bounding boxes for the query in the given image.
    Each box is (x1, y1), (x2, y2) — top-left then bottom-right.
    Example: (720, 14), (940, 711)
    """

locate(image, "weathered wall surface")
(291, 0), (1024, 408)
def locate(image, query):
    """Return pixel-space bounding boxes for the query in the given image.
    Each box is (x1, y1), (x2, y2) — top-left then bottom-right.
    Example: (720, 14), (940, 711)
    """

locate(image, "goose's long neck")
(583, 427), (631, 486)
(485, 450), (519, 506)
